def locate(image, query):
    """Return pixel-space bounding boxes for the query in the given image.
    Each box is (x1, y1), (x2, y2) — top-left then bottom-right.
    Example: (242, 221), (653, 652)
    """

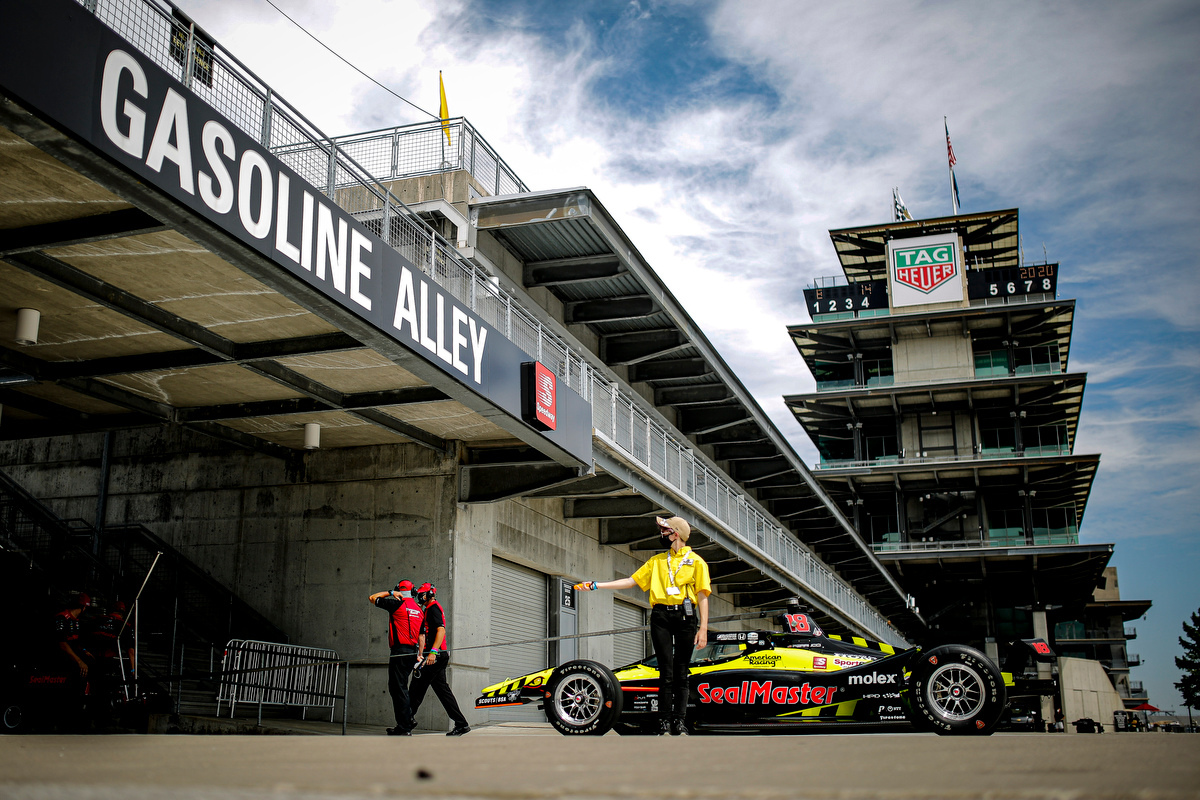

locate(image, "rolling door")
(489, 558), (548, 722)
(612, 600), (647, 668)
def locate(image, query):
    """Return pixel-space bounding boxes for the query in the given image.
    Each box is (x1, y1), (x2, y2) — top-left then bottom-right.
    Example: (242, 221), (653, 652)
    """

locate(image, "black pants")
(650, 605), (698, 723)
(387, 644), (418, 730)
(409, 651), (468, 729)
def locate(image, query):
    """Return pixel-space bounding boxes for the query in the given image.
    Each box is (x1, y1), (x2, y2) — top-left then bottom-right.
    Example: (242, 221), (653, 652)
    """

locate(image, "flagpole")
(945, 116), (959, 215)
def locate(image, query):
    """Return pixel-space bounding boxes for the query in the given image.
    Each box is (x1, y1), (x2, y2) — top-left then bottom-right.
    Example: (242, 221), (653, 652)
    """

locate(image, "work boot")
(386, 726), (411, 736)
(670, 717), (689, 736)
(447, 725), (471, 736)
(657, 718), (671, 736)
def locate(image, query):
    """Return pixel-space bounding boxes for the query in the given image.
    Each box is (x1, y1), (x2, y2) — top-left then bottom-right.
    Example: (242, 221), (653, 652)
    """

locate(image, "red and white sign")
(886, 233), (964, 308)
(521, 361), (557, 431)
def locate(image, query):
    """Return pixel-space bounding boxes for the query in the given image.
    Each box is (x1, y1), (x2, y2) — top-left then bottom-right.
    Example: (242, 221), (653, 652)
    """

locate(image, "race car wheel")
(2, 702), (26, 734)
(545, 660), (623, 736)
(907, 645), (1005, 735)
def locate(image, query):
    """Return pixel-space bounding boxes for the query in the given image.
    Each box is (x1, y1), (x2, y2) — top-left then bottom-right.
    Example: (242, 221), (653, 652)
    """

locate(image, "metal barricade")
(217, 640), (347, 731)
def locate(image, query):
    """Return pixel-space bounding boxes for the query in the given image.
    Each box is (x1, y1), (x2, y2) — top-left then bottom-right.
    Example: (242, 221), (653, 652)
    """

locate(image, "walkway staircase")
(0, 468), (288, 718)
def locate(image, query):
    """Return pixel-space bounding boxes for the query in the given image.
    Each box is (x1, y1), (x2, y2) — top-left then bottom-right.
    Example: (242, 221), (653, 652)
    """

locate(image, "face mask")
(661, 532), (674, 548)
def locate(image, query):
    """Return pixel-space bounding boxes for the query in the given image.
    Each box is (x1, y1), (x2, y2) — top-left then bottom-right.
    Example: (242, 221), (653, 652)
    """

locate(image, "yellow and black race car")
(476, 612), (1050, 736)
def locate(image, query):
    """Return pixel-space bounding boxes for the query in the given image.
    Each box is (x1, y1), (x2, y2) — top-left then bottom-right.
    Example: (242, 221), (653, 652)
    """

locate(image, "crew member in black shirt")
(409, 582), (470, 736)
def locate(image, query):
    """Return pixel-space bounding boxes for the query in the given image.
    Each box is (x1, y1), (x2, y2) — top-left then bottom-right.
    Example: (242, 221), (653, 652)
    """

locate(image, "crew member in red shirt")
(53, 592), (93, 679)
(368, 579), (423, 735)
(409, 583), (470, 736)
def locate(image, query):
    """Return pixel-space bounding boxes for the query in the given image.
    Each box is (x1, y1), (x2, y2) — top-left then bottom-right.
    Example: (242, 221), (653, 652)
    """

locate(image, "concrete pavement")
(1, 729), (1198, 799)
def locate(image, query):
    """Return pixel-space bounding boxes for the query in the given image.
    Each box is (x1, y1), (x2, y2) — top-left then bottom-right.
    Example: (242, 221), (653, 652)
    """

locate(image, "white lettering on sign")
(98, 47), (489, 386)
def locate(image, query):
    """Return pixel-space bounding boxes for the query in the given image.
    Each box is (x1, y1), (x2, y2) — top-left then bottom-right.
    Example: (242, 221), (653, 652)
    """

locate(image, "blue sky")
(179, 0), (1200, 712)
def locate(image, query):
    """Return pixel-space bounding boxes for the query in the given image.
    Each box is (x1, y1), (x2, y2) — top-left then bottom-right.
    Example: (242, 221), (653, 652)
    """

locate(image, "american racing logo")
(746, 653), (781, 666)
(697, 681), (838, 706)
(892, 243), (957, 293)
(846, 672), (898, 686)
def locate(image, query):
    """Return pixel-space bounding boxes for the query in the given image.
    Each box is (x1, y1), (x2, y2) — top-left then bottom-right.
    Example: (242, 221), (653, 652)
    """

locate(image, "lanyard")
(664, 547), (689, 588)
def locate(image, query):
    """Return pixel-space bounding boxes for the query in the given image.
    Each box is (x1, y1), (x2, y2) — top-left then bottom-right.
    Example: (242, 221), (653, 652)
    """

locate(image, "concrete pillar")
(1033, 609), (1056, 728)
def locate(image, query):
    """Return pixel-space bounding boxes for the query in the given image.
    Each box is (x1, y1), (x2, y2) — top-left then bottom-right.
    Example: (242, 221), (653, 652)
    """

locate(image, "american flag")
(945, 119), (957, 168)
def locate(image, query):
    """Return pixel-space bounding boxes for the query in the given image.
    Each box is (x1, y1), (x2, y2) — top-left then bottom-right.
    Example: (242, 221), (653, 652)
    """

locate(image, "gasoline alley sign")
(0, 0), (591, 465)
(886, 233), (965, 309)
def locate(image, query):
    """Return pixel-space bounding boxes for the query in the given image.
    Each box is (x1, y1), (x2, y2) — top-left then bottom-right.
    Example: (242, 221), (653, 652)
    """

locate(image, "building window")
(1024, 424), (1069, 455)
(1014, 344), (1061, 376)
(974, 349), (1010, 377)
(863, 359), (894, 387)
(986, 507), (1025, 543)
(1031, 506), (1078, 543)
(814, 359), (855, 391)
(979, 427), (1016, 456)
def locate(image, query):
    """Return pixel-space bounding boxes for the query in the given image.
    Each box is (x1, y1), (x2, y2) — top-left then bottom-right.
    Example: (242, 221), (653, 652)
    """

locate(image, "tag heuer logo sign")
(886, 233), (964, 308)
(894, 244), (957, 293)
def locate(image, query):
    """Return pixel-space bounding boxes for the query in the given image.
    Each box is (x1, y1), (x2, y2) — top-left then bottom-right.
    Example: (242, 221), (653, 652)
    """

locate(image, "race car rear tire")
(907, 645), (1005, 735)
(2, 701), (27, 734)
(544, 660), (623, 736)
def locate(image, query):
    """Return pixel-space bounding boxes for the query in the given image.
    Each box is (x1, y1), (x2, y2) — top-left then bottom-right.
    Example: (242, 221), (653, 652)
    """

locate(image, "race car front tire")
(544, 660), (623, 736)
(907, 645), (1006, 735)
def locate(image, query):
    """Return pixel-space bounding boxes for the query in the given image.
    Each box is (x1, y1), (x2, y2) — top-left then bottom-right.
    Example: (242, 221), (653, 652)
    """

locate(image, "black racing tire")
(544, 660), (623, 736)
(907, 645), (1006, 735)
(2, 700), (27, 734)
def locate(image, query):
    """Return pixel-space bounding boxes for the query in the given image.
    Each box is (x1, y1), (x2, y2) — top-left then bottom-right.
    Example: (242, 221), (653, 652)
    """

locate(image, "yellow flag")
(439, 71), (451, 146)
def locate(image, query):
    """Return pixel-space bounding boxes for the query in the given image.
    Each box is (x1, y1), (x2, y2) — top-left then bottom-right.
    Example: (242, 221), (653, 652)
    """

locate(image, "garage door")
(612, 600), (647, 668)
(489, 558), (548, 722)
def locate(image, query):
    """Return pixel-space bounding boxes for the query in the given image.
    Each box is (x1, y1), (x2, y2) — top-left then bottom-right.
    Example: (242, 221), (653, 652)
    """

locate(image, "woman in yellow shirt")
(578, 515), (711, 735)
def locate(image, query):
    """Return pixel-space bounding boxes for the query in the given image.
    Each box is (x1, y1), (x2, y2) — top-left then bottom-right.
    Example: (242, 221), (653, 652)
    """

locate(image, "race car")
(476, 611), (1040, 736)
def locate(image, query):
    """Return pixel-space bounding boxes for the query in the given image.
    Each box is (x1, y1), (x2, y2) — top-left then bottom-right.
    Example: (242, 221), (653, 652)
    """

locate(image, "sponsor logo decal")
(521, 361), (557, 431)
(697, 681), (838, 707)
(813, 657), (827, 669)
(832, 657), (871, 667)
(892, 243), (957, 293)
(784, 613), (822, 636)
(846, 672), (899, 686)
(746, 653), (781, 666)
(928, 656), (939, 666)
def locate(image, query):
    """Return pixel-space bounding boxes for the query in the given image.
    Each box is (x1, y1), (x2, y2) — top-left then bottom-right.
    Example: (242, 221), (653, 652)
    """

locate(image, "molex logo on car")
(846, 672), (899, 686)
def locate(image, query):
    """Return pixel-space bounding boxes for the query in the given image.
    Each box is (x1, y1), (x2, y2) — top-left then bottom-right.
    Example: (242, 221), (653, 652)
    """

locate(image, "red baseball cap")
(395, 579), (414, 592)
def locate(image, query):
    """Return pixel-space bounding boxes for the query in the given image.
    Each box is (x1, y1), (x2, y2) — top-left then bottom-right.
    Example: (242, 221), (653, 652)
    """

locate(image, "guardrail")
(872, 532), (1080, 553)
(320, 118), (528, 197)
(817, 447), (1073, 470)
(73, 0), (901, 646)
(218, 639), (347, 731)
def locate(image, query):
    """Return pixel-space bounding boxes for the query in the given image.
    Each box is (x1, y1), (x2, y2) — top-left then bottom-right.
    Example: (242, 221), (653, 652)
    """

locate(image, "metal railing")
(817, 448), (1073, 470)
(871, 531), (1080, 553)
(218, 639), (347, 731)
(72, 0), (901, 646)
(1056, 627), (1129, 641)
(315, 119), (528, 197)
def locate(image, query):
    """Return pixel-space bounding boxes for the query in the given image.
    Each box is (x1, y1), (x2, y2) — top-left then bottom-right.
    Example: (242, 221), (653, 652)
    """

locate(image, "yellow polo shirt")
(631, 546), (711, 606)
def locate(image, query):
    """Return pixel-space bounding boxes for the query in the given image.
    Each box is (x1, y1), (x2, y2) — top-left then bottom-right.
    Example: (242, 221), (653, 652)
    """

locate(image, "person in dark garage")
(577, 515), (711, 735)
(368, 579), (423, 735)
(409, 582), (470, 736)
(53, 592), (93, 680)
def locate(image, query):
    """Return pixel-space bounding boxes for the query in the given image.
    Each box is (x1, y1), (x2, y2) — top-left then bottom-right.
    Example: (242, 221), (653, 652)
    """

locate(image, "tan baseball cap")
(655, 516), (691, 542)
